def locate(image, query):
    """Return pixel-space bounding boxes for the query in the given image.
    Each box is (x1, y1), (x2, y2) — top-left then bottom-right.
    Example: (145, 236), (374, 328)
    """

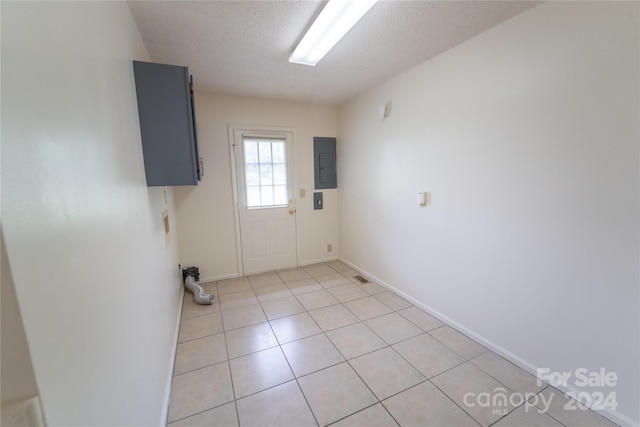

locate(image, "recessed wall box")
(314, 192), (323, 210)
(313, 137), (337, 189)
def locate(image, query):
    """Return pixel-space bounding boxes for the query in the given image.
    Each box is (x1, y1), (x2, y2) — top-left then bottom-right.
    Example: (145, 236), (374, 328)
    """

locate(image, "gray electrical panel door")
(313, 137), (337, 189)
(133, 61), (200, 186)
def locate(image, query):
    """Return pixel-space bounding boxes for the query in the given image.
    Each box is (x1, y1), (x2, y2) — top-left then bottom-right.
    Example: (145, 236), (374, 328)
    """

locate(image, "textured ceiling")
(128, 1), (540, 105)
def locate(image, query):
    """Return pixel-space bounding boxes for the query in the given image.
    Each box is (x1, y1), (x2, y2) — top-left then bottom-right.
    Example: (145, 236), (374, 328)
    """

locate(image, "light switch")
(300, 188), (306, 198)
(418, 191), (429, 206)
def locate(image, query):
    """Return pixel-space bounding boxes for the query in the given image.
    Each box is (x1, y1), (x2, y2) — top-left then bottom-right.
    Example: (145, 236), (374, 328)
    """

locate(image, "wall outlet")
(327, 244), (333, 252)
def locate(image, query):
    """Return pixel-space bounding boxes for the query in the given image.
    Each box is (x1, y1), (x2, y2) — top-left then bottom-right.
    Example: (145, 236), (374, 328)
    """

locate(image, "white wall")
(338, 2), (639, 425)
(175, 93), (338, 280)
(2, 2), (183, 425)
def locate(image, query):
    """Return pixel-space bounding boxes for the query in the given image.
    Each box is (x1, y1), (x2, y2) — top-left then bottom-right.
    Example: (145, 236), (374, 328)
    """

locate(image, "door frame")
(228, 124), (299, 276)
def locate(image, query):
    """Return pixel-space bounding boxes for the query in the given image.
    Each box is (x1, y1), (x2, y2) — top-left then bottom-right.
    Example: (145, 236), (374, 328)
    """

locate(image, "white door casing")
(229, 125), (297, 275)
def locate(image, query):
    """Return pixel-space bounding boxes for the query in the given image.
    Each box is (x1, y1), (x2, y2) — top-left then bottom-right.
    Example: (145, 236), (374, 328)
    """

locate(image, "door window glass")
(244, 138), (288, 208)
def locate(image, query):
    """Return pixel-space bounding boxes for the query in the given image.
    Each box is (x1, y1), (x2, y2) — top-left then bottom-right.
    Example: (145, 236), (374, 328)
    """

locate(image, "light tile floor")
(168, 261), (618, 427)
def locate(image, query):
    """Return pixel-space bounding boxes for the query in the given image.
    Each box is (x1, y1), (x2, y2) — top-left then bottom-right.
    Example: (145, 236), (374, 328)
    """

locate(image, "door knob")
(288, 209), (296, 215)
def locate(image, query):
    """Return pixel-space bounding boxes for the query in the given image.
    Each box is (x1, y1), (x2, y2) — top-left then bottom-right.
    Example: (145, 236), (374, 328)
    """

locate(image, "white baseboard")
(160, 289), (184, 426)
(300, 256), (339, 266)
(199, 272), (242, 284)
(199, 259), (340, 283)
(337, 257), (637, 427)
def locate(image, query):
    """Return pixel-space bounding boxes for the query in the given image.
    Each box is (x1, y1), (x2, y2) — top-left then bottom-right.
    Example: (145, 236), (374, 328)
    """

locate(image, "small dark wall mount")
(182, 266), (200, 281)
(313, 192), (323, 210)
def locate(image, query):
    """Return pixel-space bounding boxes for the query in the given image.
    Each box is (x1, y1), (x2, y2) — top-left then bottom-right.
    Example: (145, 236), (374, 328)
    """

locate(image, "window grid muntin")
(244, 138), (288, 208)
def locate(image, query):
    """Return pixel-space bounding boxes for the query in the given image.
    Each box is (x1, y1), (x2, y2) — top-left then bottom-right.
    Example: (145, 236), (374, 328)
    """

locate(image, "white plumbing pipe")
(184, 275), (214, 305)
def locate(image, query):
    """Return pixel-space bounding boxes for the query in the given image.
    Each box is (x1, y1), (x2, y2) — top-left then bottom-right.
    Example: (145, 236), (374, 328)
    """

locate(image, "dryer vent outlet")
(182, 266), (199, 282)
(182, 266), (213, 305)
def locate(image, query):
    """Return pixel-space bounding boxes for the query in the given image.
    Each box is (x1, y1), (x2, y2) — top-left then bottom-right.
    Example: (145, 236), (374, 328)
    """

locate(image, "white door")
(232, 128), (297, 275)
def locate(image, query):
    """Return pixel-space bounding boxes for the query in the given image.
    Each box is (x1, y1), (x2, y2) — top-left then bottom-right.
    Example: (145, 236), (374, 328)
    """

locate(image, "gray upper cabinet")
(133, 60), (201, 186)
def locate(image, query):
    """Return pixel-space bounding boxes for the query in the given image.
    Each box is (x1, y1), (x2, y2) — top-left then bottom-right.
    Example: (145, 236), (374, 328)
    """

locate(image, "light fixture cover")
(289, 0), (377, 66)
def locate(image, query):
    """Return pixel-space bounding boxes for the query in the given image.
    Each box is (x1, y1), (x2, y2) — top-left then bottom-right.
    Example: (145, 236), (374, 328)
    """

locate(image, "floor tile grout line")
(257, 278), (322, 427)
(485, 385), (554, 427)
(523, 387), (570, 427)
(226, 320), (403, 374)
(313, 312), (431, 423)
(260, 290), (434, 357)
(170, 358), (229, 378)
(386, 330), (470, 389)
(231, 268), (399, 426)
(344, 352), (397, 404)
(227, 315), (396, 365)
(325, 400), (404, 427)
(174, 264), (612, 427)
(385, 327), (459, 364)
(227, 289), (283, 425)
(344, 344), (431, 401)
(395, 306), (444, 332)
(428, 377), (485, 427)
(180, 268), (378, 423)
(297, 357), (380, 426)
(176, 326), (224, 345)
(173, 262), (516, 426)
(312, 314), (486, 425)
(181, 288), (471, 375)
(466, 352), (550, 408)
(426, 324), (488, 361)
(220, 322), (241, 426)
(179, 306), (220, 321)
(166, 402), (232, 425)
(323, 401), (382, 427)
(207, 285), (242, 426)
(337, 350), (443, 425)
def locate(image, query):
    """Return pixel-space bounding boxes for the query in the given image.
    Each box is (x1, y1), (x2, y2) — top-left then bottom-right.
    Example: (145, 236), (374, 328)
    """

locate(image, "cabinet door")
(133, 61), (200, 186)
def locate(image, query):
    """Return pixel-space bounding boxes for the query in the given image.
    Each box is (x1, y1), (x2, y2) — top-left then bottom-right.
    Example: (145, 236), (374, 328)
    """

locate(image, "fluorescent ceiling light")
(289, 0), (378, 66)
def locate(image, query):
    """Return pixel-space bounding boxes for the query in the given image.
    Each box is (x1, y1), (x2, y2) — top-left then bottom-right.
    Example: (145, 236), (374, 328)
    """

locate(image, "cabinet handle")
(199, 158), (204, 177)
